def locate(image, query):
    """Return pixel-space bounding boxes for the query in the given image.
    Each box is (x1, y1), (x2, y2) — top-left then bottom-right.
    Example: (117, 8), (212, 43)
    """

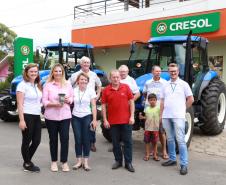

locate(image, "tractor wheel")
(0, 95), (18, 122)
(100, 122), (112, 142)
(185, 107), (194, 147)
(200, 78), (226, 135)
(0, 110), (18, 122)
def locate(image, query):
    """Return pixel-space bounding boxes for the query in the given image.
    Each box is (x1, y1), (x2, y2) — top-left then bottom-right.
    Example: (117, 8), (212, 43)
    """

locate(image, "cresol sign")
(151, 12), (220, 37)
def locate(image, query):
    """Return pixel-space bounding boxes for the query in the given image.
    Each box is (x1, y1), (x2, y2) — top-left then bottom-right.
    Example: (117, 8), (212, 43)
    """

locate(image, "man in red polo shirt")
(102, 70), (135, 172)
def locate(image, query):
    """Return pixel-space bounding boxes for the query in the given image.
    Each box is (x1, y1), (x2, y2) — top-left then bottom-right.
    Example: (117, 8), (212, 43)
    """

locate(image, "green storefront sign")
(13, 37), (33, 77)
(152, 12), (220, 37)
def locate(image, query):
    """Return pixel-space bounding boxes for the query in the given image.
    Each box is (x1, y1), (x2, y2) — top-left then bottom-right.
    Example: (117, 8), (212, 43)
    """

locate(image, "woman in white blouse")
(71, 72), (97, 171)
(16, 63), (42, 173)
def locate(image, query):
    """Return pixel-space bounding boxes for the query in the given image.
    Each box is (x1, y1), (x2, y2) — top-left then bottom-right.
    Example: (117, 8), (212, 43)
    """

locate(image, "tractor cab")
(128, 36), (209, 99)
(42, 40), (95, 79)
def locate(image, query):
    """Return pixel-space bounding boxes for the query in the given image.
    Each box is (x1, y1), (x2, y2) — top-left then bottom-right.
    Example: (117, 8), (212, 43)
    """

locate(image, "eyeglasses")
(169, 70), (177, 74)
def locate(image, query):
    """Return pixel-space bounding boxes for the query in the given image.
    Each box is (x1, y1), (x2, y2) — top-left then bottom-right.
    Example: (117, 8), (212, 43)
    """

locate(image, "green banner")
(151, 12), (220, 37)
(13, 37), (33, 77)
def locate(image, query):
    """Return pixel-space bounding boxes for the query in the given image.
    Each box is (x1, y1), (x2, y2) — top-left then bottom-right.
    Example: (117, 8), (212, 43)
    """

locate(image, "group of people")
(17, 56), (100, 173)
(16, 56), (194, 176)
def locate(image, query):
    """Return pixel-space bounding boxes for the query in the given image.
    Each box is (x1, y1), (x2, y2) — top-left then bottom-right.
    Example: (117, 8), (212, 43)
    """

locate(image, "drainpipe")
(124, 0), (129, 11)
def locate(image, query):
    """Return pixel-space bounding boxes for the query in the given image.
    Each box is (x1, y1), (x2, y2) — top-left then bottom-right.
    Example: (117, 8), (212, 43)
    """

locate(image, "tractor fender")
(198, 70), (218, 100)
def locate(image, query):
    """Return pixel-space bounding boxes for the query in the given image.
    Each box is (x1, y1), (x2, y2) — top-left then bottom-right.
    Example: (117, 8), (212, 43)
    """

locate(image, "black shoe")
(23, 162), (40, 173)
(90, 143), (97, 152)
(112, 161), (122, 169)
(161, 160), (177, 167)
(180, 165), (188, 175)
(125, 163), (135, 172)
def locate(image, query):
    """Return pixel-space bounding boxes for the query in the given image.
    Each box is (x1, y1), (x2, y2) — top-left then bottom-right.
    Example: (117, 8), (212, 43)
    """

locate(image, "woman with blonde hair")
(71, 72), (97, 171)
(16, 63), (42, 172)
(42, 63), (73, 172)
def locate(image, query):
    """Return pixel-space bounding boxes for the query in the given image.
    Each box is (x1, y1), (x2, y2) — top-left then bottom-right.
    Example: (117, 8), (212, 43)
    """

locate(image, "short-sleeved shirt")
(42, 81), (73, 121)
(101, 83), (133, 125)
(70, 70), (102, 90)
(143, 78), (167, 106)
(16, 80), (42, 115)
(160, 78), (193, 119)
(120, 75), (139, 94)
(72, 86), (97, 118)
(144, 105), (160, 131)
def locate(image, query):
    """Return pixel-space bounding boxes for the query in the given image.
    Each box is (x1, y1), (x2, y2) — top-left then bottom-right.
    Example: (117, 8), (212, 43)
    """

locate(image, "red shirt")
(102, 83), (133, 125)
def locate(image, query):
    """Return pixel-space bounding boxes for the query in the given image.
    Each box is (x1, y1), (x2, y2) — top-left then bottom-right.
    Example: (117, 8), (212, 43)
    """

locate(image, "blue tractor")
(127, 34), (226, 146)
(0, 39), (108, 122)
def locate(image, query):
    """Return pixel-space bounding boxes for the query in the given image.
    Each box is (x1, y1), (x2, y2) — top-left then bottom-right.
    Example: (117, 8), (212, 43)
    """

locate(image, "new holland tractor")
(101, 34), (226, 147)
(0, 39), (107, 122)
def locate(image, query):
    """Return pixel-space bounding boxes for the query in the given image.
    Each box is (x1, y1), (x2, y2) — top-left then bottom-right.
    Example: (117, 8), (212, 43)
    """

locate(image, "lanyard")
(78, 88), (86, 105)
(170, 83), (177, 93)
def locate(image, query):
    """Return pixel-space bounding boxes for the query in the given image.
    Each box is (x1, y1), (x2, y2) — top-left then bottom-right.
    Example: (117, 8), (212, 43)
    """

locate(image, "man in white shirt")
(70, 56), (102, 152)
(160, 63), (194, 175)
(118, 65), (140, 101)
(143, 65), (168, 160)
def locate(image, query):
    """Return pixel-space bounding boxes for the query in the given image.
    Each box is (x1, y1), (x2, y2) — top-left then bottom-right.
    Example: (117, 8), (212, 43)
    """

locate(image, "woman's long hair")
(46, 63), (67, 86)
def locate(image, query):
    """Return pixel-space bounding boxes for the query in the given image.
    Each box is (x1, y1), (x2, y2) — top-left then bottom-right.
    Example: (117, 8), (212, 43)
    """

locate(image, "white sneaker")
(51, 162), (58, 172)
(62, 163), (70, 172)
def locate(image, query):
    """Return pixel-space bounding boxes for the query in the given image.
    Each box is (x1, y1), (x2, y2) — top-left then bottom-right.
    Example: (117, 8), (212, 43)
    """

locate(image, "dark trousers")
(110, 124), (133, 164)
(45, 119), (70, 163)
(71, 115), (92, 158)
(21, 114), (41, 164)
(90, 130), (96, 144)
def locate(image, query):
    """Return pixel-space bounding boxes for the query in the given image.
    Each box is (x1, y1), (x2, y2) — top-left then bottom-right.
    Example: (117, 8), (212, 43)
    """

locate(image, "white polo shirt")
(16, 80), (42, 115)
(120, 75), (139, 94)
(70, 70), (102, 90)
(160, 78), (193, 119)
(143, 78), (167, 106)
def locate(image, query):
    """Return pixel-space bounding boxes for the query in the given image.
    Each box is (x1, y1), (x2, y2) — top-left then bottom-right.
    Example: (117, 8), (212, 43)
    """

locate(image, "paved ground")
(132, 126), (226, 157)
(0, 120), (226, 185)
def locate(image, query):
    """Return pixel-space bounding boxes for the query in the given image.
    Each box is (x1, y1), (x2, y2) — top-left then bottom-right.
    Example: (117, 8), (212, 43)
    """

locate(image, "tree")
(0, 23), (17, 50)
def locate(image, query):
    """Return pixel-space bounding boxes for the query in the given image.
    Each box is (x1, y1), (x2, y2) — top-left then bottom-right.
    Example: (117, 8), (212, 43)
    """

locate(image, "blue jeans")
(45, 118), (70, 163)
(162, 118), (188, 166)
(110, 124), (133, 164)
(71, 115), (92, 158)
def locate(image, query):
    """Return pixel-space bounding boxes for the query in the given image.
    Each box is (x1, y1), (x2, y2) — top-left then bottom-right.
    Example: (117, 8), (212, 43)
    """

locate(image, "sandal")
(143, 156), (150, 161)
(83, 165), (91, 171)
(153, 156), (160, 161)
(162, 154), (169, 160)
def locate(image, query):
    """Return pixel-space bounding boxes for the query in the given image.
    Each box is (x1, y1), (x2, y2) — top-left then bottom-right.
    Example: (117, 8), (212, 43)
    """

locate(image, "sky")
(0, 0), (88, 49)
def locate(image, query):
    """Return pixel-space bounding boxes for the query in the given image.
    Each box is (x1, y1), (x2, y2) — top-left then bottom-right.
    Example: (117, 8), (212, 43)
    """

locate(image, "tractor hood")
(136, 72), (170, 92)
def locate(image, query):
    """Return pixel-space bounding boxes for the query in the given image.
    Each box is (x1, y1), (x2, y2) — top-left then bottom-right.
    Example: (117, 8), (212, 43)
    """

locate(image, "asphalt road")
(0, 120), (226, 185)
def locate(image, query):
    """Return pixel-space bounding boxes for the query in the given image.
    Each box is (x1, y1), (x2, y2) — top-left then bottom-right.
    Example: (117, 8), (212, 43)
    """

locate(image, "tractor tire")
(200, 78), (226, 135)
(0, 95), (18, 122)
(100, 122), (112, 142)
(185, 107), (194, 147)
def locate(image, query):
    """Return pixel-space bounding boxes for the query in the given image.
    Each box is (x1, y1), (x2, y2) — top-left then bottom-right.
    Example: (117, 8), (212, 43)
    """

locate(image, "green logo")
(151, 12), (220, 37)
(21, 45), (30, 56)
(156, 22), (167, 34)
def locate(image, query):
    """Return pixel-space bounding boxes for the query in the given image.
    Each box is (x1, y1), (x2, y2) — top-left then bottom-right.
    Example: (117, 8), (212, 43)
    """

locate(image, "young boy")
(139, 93), (160, 161)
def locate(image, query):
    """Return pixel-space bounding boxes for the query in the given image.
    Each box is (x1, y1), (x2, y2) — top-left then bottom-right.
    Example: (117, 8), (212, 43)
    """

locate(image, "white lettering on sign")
(170, 19), (212, 31)
(22, 58), (29, 69)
